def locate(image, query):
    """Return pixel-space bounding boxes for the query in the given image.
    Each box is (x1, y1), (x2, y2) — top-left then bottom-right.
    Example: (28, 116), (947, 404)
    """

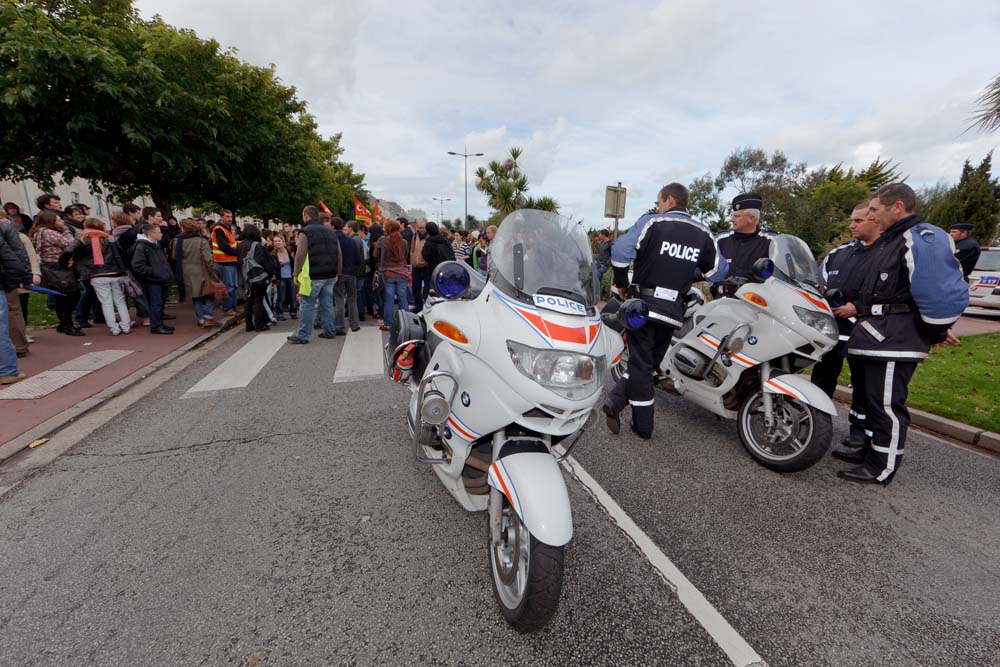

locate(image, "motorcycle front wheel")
(488, 490), (565, 633)
(737, 389), (832, 472)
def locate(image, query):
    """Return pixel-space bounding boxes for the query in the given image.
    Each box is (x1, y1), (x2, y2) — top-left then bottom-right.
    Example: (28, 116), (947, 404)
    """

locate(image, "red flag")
(354, 197), (372, 224)
(319, 200), (332, 215)
(373, 200), (382, 226)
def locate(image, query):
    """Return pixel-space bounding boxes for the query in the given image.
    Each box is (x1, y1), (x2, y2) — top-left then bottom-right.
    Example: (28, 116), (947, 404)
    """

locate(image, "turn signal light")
(433, 320), (469, 344)
(743, 292), (768, 308)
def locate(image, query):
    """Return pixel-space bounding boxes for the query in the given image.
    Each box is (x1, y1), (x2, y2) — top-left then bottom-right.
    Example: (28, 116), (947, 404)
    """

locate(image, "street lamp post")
(432, 197), (451, 225)
(448, 146), (484, 229)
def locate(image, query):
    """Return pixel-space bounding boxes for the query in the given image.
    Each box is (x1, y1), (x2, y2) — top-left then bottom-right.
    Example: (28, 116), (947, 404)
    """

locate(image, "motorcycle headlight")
(793, 306), (838, 339)
(507, 341), (605, 400)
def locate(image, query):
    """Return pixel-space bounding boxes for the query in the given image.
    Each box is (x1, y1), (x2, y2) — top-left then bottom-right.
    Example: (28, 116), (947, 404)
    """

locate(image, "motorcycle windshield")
(769, 234), (823, 292)
(489, 209), (600, 312)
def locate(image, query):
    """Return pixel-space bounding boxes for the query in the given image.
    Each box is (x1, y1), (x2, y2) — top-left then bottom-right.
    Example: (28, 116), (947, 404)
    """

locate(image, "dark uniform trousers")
(811, 342), (870, 442)
(608, 321), (674, 435)
(858, 359), (917, 483)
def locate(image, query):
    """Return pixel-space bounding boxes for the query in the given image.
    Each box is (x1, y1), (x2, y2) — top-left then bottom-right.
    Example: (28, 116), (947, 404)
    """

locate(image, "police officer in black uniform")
(710, 193), (775, 298)
(949, 222), (981, 281)
(840, 184), (968, 485)
(810, 199), (881, 461)
(603, 182), (723, 439)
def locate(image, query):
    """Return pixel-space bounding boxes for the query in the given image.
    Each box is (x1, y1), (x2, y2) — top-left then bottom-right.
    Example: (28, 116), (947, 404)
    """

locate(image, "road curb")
(834, 385), (1000, 455)
(0, 315), (242, 463)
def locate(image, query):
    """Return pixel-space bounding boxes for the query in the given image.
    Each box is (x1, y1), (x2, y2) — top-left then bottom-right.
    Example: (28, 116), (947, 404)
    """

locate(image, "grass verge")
(839, 333), (1000, 433)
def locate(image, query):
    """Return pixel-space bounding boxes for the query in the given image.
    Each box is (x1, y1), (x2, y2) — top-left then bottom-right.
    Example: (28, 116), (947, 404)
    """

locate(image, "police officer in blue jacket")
(811, 200), (881, 459)
(604, 182), (725, 439)
(840, 184), (968, 485)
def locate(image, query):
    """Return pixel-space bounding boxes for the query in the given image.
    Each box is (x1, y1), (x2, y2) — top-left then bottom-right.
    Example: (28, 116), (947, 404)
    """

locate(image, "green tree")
(474, 146), (558, 219)
(687, 173), (728, 232)
(926, 153), (1000, 244)
(715, 146), (807, 226)
(0, 1), (364, 221)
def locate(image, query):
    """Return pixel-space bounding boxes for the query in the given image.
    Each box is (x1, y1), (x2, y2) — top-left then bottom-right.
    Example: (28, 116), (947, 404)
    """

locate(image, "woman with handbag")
(30, 210), (82, 336)
(59, 218), (131, 335)
(176, 218), (222, 328)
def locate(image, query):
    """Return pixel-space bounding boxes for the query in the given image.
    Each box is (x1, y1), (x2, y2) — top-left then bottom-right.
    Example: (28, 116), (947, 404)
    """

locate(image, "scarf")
(173, 232), (197, 302)
(80, 228), (108, 266)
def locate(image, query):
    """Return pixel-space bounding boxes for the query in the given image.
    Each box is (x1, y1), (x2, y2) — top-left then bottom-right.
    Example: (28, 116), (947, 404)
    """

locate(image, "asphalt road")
(1, 321), (998, 666)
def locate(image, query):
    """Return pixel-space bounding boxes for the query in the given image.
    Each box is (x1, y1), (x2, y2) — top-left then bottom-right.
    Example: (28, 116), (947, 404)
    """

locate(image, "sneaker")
(318, 332), (337, 339)
(286, 336), (309, 344)
(150, 327), (174, 335)
(120, 328), (131, 334)
(350, 326), (361, 332)
(276, 315), (287, 321)
(378, 325), (391, 332)
(111, 329), (121, 336)
(0, 373), (27, 386)
(75, 321), (93, 329)
(290, 312), (298, 319)
(336, 330), (347, 336)
(143, 319), (151, 327)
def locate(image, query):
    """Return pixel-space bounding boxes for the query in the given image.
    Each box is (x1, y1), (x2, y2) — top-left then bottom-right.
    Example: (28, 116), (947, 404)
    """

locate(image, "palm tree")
(971, 74), (1000, 133)
(474, 146), (558, 217)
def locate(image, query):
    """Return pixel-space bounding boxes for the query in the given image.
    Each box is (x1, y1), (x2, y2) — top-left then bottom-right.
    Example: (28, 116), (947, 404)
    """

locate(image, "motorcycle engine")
(673, 346), (710, 379)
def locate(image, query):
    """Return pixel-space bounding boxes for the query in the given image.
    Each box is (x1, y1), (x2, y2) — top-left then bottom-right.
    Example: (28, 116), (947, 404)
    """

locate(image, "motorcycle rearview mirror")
(751, 258), (775, 281)
(432, 261), (472, 300)
(617, 298), (649, 331)
(723, 322), (753, 355)
(824, 288), (845, 309)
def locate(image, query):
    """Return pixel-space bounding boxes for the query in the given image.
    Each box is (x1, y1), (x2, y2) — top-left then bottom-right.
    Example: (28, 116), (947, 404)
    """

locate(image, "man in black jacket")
(709, 193), (775, 298)
(949, 222), (981, 281)
(421, 222), (455, 275)
(811, 200), (881, 459)
(288, 206), (342, 344)
(131, 224), (175, 334)
(1, 220), (31, 383)
(332, 217), (362, 334)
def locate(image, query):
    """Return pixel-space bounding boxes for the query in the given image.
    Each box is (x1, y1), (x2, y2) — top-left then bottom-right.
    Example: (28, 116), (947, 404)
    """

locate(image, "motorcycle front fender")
(763, 374), (838, 416)
(488, 452), (573, 547)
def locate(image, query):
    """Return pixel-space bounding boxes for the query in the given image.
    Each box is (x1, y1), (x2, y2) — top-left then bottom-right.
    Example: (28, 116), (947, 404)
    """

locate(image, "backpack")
(242, 242), (270, 285)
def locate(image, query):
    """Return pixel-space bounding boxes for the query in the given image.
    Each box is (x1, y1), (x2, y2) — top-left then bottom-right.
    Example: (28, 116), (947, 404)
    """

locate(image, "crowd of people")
(0, 195), (500, 383)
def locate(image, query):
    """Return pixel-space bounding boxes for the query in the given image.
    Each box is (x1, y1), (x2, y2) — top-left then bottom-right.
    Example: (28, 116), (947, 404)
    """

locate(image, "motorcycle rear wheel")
(737, 389), (832, 472)
(488, 490), (565, 633)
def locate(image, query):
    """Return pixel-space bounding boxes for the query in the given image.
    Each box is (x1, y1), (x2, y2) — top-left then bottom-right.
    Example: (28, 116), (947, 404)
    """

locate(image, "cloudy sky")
(136, 0), (999, 228)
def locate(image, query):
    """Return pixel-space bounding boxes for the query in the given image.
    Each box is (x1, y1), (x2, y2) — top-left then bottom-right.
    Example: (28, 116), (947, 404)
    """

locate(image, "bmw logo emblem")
(747, 336), (758, 345)
(461, 392), (471, 407)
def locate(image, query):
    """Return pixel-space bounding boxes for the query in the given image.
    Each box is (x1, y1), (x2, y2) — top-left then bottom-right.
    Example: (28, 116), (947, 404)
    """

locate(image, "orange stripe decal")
(492, 463), (513, 506)
(797, 290), (830, 312)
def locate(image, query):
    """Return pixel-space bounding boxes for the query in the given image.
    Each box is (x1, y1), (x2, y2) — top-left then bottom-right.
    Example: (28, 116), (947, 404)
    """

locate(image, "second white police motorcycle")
(385, 210), (643, 632)
(607, 234), (839, 472)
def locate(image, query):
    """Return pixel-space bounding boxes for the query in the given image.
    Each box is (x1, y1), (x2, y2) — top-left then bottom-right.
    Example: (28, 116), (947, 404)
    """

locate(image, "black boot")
(603, 402), (620, 435)
(836, 466), (886, 485)
(841, 424), (868, 449)
(831, 448), (865, 464)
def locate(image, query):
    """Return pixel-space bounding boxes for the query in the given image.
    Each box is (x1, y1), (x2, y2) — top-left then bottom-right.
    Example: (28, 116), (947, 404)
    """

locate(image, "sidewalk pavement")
(0, 303), (237, 458)
(954, 310), (1000, 337)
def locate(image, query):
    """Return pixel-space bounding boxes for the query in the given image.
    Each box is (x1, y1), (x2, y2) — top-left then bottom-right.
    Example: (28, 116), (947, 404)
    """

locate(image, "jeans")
(334, 275), (359, 331)
(91, 276), (132, 333)
(0, 291), (19, 377)
(356, 272), (368, 317)
(75, 280), (103, 324)
(143, 282), (166, 330)
(296, 277), (336, 340)
(193, 295), (214, 323)
(383, 277), (409, 328)
(276, 277), (297, 316)
(216, 263), (238, 311)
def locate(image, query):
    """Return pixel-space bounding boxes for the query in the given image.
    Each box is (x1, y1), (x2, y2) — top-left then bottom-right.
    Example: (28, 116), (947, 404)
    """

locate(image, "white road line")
(556, 447), (768, 667)
(332, 326), (386, 383)
(183, 333), (288, 395)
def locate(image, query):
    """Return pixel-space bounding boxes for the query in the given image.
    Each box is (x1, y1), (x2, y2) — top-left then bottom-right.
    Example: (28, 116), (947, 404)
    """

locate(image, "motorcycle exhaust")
(420, 389), (451, 425)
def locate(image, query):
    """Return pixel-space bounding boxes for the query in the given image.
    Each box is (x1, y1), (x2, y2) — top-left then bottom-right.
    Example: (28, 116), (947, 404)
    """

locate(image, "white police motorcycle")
(385, 210), (645, 631)
(607, 234), (839, 472)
